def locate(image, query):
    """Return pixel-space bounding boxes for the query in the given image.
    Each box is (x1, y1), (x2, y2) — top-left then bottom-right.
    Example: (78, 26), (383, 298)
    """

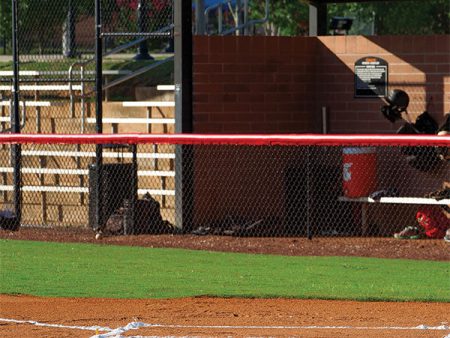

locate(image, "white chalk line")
(0, 317), (112, 332)
(1, 318), (449, 338)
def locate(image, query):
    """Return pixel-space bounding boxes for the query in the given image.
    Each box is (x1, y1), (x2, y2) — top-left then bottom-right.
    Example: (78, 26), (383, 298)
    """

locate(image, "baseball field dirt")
(1, 295), (449, 337)
(1, 228), (449, 337)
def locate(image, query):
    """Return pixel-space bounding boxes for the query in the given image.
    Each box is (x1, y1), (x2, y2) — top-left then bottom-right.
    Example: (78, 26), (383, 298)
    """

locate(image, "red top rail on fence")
(0, 133), (449, 147)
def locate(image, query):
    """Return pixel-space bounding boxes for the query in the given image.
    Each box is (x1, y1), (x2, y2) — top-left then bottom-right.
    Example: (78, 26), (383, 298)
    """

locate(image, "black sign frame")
(354, 56), (388, 98)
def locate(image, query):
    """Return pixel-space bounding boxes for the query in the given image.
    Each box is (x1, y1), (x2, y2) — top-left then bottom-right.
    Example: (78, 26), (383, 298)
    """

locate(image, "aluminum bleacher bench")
(86, 117), (175, 124)
(0, 100), (64, 108)
(338, 196), (450, 235)
(0, 85), (83, 91)
(0, 167), (175, 177)
(156, 85), (175, 91)
(0, 185), (175, 196)
(122, 101), (175, 108)
(20, 150), (175, 159)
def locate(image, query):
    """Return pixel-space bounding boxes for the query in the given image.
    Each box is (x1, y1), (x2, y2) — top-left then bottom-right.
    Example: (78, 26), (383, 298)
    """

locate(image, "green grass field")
(1, 240), (449, 302)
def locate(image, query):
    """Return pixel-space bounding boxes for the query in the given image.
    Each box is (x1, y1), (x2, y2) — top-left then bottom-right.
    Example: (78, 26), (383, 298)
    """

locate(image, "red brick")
(425, 54), (450, 64)
(193, 113), (210, 123)
(274, 73), (292, 83)
(194, 54), (209, 63)
(436, 64), (450, 74)
(223, 63), (252, 73)
(335, 36), (346, 54)
(278, 37), (293, 56)
(292, 37), (312, 56)
(237, 36), (253, 54)
(194, 103), (223, 113)
(222, 122), (252, 133)
(208, 94), (230, 103)
(222, 103), (251, 112)
(195, 63), (222, 74)
(265, 37), (279, 56)
(223, 83), (250, 93)
(210, 73), (237, 83)
(236, 93), (265, 103)
(250, 36), (266, 55)
(212, 53), (238, 63)
(195, 83), (223, 93)
(194, 123), (224, 133)
(222, 36), (237, 54)
(193, 35), (449, 135)
(251, 83), (278, 93)
(193, 73), (209, 83)
(236, 73), (265, 83)
(194, 94), (209, 103)
(194, 36), (209, 54)
(434, 35), (450, 53)
(250, 103), (278, 113)
(209, 37), (224, 54)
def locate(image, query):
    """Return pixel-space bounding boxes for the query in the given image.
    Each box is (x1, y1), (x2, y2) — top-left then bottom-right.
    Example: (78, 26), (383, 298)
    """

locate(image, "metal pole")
(174, 0), (193, 231)
(309, 1), (327, 36)
(10, 0), (20, 230)
(94, 0), (103, 231)
(306, 146), (312, 239)
(63, 0), (76, 58)
(194, 0), (205, 35)
(134, 0), (154, 60)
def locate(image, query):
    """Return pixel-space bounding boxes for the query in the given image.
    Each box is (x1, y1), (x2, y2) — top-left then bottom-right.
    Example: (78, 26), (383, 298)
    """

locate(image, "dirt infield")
(1, 226), (450, 261)
(1, 228), (449, 337)
(1, 295), (449, 337)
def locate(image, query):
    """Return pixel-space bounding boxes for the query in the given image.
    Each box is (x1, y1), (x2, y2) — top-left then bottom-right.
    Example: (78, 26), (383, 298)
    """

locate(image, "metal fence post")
(134, 0), (154, 60)
(94, 0), (103, 231)
(174, 0), (193, 231)
(10, 0), (21, 230)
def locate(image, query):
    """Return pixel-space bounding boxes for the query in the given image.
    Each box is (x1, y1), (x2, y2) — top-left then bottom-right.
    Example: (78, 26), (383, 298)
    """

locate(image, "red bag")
(416, 207), (450, 239)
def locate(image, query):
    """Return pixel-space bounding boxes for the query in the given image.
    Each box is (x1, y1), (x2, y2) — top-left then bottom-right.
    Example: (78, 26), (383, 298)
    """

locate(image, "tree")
(249, 0), (309, 36)
(328, 0), (450, 35)
(0, 0), (11, 53)
(249, 0), (449, 36)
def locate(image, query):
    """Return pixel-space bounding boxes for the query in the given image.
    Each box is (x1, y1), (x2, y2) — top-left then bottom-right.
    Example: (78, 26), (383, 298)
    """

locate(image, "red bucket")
(343, 147), (377, 197)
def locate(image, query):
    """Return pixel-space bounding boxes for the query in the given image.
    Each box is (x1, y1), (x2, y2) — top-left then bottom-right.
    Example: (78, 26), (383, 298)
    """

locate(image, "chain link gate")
(0, 0), (175, 230)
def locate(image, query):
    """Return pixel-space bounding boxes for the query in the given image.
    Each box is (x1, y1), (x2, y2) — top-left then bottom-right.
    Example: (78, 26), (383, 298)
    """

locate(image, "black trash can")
(88, 163), (137, 231)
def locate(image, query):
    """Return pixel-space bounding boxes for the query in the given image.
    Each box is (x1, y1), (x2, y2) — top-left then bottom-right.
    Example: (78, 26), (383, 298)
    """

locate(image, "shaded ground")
(1, 226), (449, 261)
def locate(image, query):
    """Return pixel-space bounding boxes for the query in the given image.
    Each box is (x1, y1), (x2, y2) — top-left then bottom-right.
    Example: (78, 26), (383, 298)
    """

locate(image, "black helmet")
(386, 89), (409, 112)
(381, 89), (409, 123)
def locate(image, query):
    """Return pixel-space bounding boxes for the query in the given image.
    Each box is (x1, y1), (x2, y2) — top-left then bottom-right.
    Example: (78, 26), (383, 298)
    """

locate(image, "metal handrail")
(68, 24), (175, 133)
(101, 56), (174, 92)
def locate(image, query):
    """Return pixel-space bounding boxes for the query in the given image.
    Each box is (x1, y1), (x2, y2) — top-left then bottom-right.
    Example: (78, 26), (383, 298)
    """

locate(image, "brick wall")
(191, 35), (450, 232)
(315, 35), (450, 134)
(193, 34), (450, 134)
(193, 36), (318, 133)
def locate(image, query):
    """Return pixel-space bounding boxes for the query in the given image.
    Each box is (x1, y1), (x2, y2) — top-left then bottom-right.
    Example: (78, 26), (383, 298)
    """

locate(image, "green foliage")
(249, 0), (449, 36)
(1, 240), (449, 301)
(0, 0), (11, 52)
(250, 0), (309, 36)
(328, 0), (450, 35)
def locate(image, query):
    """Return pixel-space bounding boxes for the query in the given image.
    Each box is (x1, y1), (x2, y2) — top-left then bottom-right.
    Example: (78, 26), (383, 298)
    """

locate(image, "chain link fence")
(1, 135), (448, 241)
(0, 0), (174, 135)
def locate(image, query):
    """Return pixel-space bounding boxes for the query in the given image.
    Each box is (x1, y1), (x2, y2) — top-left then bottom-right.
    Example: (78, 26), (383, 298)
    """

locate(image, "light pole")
(134, 0), (154, 60)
